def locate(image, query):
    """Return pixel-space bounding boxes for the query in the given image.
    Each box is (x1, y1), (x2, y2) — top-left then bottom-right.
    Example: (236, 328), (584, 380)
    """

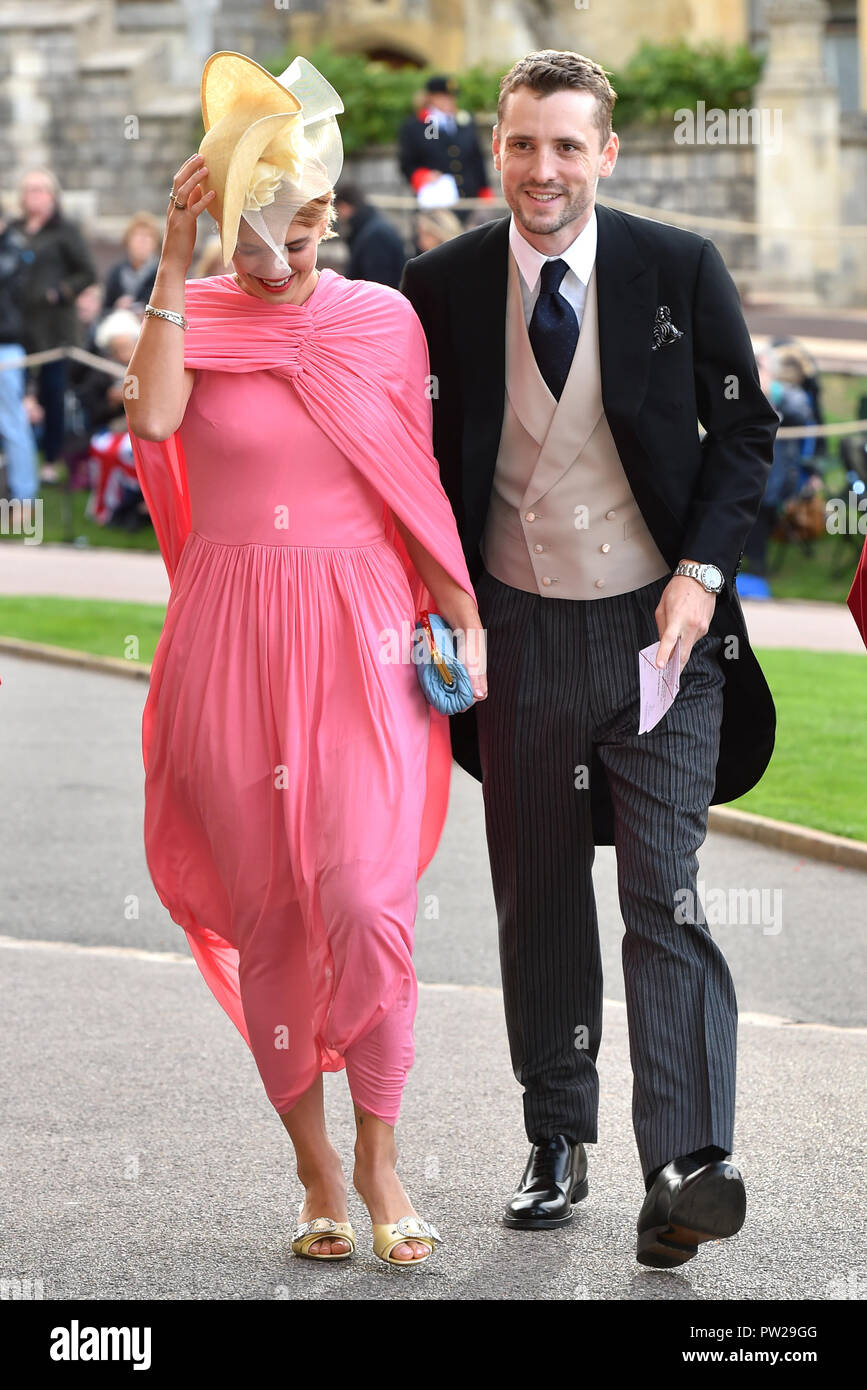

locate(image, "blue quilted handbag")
(413, 610), (477, 716)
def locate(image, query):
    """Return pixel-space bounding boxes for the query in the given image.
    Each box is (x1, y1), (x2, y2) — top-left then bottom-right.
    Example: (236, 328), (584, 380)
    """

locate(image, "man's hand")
(654, 560), (717, 670)
(23, 394), (44, 425)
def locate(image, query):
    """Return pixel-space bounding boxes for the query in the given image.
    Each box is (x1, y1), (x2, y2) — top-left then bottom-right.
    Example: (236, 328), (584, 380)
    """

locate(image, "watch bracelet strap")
(674, 561), (723, 592)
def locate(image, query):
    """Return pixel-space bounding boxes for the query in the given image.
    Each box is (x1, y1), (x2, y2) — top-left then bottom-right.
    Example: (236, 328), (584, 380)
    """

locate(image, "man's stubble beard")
(510, 184), (595, 239)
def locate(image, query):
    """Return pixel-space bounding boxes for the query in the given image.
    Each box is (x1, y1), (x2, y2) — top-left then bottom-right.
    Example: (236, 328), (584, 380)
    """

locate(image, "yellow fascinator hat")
(198, 51), (345, 270)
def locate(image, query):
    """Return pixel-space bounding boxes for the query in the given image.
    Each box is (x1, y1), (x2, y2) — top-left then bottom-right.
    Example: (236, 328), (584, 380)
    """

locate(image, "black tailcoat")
(399, 205), (779, 844)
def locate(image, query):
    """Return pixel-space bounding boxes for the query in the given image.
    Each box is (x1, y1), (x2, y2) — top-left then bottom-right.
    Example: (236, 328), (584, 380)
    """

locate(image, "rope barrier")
(0, 345), (124, 376)
(777, 419), (867, 438)
(369, 191), (867, 239)
(597, 195), (867, 240)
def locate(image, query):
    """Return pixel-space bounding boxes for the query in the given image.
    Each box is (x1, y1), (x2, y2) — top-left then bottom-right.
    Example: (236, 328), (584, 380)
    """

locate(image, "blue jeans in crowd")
(0, 343), (38, 501)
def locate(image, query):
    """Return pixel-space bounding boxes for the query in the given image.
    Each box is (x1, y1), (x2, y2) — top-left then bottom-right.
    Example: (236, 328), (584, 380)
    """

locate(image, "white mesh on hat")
(234, 57), (344, 276)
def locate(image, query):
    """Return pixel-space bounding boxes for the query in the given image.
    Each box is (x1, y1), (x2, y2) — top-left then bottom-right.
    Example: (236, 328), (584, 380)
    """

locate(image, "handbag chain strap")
(419, 610), (455, 687)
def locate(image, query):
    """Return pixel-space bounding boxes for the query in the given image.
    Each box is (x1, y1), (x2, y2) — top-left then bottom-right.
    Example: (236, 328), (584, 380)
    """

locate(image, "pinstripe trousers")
(473, 566), (737, 1180)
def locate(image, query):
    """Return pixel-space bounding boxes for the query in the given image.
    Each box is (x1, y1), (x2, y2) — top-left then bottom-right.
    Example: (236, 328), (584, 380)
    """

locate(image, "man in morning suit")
(400, 49), (779, 1267)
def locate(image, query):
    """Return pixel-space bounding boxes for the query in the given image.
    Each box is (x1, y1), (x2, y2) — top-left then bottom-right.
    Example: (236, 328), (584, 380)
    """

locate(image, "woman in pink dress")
(125, 54), (486, 1267)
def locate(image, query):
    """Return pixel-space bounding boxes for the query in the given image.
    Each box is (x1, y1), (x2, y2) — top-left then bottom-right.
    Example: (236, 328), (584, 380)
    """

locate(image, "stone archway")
(359, 45), (426, 69)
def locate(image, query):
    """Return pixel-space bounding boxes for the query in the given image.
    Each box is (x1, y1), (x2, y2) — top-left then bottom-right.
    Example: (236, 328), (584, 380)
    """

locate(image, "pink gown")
(130, 269), (476, 1120)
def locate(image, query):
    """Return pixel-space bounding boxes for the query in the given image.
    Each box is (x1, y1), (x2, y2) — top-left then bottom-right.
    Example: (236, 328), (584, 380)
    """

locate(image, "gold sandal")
(372, 1216), (442, 1267)
(291, 1203), (356, 1261)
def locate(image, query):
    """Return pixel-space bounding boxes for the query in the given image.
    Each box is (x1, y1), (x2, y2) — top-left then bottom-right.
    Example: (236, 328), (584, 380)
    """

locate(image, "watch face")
(700, 564), (724, 592)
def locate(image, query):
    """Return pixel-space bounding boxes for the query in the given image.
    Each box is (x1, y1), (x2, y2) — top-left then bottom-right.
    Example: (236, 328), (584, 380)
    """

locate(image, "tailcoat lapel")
(450, 217), (509, 540)
(594, 201), (657, 424)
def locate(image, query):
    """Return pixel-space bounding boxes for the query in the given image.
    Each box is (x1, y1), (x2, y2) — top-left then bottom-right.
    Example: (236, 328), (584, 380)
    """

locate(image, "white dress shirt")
(508, 209), (598, 330)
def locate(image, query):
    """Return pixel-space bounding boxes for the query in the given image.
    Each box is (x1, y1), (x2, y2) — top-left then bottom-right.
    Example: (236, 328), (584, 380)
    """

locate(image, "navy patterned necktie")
(528, 257), (580, 400)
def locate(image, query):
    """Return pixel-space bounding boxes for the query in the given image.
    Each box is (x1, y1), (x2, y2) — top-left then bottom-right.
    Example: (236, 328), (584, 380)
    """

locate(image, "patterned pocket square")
(651, 305), (684, 351)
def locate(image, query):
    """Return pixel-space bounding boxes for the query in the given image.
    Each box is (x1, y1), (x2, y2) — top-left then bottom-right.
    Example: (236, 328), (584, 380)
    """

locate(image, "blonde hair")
(193, 234), (230, 279)
(122, 210), (161, 251)
(415, 208), (464, 246)
(776, 353), (807, 386)
(221, 188), (339, 253)
(295, 189), (339, 241)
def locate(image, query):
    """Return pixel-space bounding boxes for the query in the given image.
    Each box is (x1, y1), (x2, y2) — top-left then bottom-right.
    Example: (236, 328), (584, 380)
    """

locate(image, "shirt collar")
(508, 208), (597, 291)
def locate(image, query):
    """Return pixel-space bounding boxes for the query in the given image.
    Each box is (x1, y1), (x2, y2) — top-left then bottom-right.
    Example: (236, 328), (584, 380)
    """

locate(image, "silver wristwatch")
(673, 561), (724, 593)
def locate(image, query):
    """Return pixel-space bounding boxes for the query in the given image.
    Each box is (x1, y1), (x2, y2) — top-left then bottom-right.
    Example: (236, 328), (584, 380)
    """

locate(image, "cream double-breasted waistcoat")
(479, 248), (670, 598)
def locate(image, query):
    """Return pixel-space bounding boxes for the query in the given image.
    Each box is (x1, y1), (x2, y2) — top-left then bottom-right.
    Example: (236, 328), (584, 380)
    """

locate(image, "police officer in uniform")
(398, 75), (494, 226)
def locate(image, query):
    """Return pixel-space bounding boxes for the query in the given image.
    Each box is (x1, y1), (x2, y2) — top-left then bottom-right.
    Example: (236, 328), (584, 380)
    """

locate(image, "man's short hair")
(497, 50), (617, 147)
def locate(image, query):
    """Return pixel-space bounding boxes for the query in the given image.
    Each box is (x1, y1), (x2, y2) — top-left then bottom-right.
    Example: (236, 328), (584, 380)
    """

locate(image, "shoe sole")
(636, 1166), (746, 1268)
(293, 1250), (353, 1260)
(502, 1176), (589, 1229)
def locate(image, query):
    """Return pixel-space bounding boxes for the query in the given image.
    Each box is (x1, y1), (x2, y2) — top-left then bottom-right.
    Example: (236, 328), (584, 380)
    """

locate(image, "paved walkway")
(744, 302), (867, 344)
(0, 541), (171, 605)
(736, 596), (864, 653)
(1, 540), (864, 653)
(744, 304), (867, 375)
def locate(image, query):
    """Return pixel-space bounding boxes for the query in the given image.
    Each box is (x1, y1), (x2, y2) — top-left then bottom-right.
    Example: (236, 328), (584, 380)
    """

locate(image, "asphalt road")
(1, 652), (864, 1301)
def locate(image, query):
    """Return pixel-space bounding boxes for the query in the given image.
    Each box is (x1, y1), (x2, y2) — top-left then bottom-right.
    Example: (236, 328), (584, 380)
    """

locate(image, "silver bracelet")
(144, 303), (188, 330)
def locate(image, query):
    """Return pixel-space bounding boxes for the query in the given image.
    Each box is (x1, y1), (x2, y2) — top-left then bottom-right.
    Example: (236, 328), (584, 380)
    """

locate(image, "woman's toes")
(308, 1236), (349, 1255)
(391, 1240), (429, 1262)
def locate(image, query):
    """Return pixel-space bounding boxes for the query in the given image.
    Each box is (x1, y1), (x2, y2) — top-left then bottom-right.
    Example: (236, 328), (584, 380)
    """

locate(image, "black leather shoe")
(637, 1155), (746, 1267)
(503, 1135), (589, 1229)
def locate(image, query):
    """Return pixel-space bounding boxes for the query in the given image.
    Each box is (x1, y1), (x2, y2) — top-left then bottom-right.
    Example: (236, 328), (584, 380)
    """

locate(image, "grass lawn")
(1, 596), (865, 841)
(0, 481), (160, 552)
(0, 596), (164, 664)
(751, 533), (863, 605)
(728, 647), (867, 841)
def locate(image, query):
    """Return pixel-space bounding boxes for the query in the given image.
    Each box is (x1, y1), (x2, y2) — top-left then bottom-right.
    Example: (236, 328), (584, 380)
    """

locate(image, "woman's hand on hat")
(162, 154), (216, 273)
